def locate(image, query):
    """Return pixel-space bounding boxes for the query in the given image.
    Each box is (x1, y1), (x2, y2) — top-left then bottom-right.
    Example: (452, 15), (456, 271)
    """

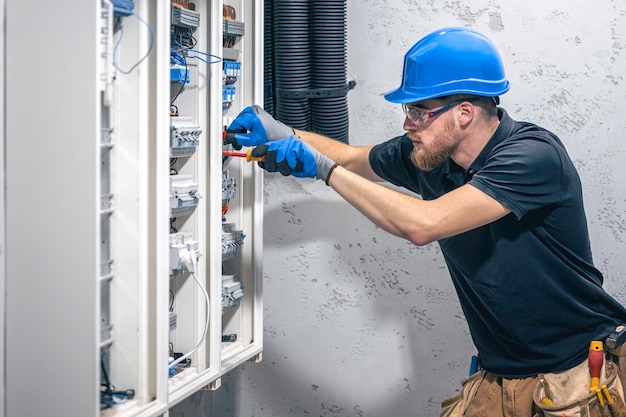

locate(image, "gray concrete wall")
(171, 0), (626, 415)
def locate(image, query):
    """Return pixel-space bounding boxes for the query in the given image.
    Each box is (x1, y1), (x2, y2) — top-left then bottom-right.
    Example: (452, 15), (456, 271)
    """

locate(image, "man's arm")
(327, 165), (511, 245)
(255, 128), (510, 244)
(295, 129), (383, 182)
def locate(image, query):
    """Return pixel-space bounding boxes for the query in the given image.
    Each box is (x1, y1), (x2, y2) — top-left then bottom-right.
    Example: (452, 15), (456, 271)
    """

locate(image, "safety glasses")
(402, 97), (480, 124)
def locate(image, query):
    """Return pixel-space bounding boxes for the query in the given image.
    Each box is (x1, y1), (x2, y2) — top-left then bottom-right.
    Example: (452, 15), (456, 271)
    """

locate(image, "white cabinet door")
(4, 1), (263, 415)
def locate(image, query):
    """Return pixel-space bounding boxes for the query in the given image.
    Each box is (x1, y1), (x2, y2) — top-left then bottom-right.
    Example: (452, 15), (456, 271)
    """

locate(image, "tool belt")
(440, 327), (626, 417)
(533, 331), (626, 417)
(533, 356), (625, 417)
(608, 340), (626, 401)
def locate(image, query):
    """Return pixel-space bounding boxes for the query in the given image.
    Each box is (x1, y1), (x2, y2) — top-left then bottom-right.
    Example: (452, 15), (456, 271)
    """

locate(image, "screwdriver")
(589, 341), (604, 392)
(222, 150), (264, 162)
(222, 129), (247, 144)
(601, 384), (626, 417)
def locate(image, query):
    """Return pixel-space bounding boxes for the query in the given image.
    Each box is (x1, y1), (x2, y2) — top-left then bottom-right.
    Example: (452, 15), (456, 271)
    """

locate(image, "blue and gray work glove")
(225, 105), (294, 150)
(251, 136), (338, 184)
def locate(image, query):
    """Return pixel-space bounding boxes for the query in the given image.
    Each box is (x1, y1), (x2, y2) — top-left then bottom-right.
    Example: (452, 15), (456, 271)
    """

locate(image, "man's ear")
(457, 101), (475, 127)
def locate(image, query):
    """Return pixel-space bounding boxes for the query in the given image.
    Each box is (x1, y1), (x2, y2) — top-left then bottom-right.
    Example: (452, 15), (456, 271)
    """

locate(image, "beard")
(409, 120), (458, 171)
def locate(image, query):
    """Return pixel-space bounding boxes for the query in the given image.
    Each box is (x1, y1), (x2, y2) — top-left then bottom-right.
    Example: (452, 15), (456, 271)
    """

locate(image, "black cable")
(101, 358), (112, 390)
(172, 27), (197, 50)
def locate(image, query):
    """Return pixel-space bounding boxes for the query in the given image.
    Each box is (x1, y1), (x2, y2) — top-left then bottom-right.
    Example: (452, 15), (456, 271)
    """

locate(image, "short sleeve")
(369, 135), (423, 193)
(469, 136), (564, 220)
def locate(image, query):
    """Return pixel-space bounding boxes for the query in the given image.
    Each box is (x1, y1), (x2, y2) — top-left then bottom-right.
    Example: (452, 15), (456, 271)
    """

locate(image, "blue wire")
(172, 39), (222, 65)
(187, 49), (222, 63)
(113, 12), (155, 75)
(187, 55), (221, 65)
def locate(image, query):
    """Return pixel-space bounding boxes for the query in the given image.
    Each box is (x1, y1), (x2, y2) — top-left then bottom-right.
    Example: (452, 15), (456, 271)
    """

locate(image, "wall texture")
(171, 0), (626, 415)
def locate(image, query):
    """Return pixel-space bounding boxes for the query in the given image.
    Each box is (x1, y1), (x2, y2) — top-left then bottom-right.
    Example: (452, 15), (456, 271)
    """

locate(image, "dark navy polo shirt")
(369, 109), (626, 377)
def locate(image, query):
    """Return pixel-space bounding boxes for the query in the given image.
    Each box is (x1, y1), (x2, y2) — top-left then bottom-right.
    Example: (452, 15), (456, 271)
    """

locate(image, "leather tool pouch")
(533, 356), (626, 417)
(440, 370), (485, 417)
(608, 342), (626, 401)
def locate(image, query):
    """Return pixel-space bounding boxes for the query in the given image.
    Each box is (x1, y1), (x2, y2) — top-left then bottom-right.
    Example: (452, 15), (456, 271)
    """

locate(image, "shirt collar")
(442, 108), (516, 178)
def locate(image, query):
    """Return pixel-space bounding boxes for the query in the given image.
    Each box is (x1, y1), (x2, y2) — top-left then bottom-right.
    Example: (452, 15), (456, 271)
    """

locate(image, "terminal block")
(171, 116), (201, 156)
(222, 274), (244, 313)
(223, 61), (241, 85)
(171, 4), (200, 28)
(222, 222), (245, 260)
(170, 51), (190, 84)
(222, 87), (236, 111)
(222, 170), (237, 219)
(170, 174), (201, 217)
(223, 19), (245, 38)
(169, 232), (202, 274)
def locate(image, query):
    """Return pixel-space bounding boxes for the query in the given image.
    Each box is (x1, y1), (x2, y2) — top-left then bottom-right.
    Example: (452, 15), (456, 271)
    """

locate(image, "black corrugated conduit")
(264, 0), (353, 144)
(273, 0), (312, 130)
(263, 0), (274, 115)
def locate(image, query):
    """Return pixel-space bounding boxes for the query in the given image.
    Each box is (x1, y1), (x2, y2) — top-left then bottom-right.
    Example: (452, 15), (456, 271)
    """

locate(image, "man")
(226, 27), (626, 416)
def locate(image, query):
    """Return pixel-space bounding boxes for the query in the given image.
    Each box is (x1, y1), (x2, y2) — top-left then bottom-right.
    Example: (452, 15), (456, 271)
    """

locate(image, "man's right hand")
(225, 105), (294, 149)
(250, 135), (336, 183)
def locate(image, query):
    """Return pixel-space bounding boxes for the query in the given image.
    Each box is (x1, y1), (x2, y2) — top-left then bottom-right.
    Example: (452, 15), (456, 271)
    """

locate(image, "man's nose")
(403, 116), (419, 132)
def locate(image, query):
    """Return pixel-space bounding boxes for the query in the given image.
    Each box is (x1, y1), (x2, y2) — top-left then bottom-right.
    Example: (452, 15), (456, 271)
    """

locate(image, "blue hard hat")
(384, 27), (510, 103)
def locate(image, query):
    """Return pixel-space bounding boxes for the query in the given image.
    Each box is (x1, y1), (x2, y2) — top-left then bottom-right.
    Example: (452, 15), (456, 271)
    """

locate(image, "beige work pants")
(465, 373), (537, 417)
(440, 371), (537, 417)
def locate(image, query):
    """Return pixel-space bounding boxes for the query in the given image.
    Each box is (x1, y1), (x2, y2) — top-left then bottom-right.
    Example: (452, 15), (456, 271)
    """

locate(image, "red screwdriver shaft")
(222, 150), (264, 162)
(222, 151), (247, 158)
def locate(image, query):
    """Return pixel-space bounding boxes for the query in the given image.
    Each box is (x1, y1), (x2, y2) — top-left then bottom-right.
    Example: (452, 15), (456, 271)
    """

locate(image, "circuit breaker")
(167, 0), (263, 406)
(4, 1), (263, 416)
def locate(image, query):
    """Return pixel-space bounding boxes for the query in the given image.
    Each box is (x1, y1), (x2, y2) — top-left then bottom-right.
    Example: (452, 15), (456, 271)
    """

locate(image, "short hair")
(436, 94), (498, 118)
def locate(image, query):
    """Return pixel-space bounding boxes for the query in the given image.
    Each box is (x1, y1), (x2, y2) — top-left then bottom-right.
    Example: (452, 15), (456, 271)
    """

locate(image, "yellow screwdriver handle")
(602, 384), (614, 404)
(245, 149), (264, 162)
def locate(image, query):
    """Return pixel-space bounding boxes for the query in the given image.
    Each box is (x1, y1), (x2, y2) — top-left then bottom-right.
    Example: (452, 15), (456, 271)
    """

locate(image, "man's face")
(409, 119), (457, 170)
(402, 99), (461, 171)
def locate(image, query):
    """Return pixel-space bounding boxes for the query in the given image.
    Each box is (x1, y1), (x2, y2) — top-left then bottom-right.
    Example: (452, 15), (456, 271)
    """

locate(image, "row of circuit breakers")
(168, 2), (246, 376)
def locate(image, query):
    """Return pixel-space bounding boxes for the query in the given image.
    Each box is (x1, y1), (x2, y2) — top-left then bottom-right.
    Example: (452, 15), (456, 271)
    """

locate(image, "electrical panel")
(4, 1), (263, 416)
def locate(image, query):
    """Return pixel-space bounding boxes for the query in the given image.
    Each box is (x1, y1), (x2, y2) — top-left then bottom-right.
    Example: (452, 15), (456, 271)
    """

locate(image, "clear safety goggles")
(402, 97), (480, 124)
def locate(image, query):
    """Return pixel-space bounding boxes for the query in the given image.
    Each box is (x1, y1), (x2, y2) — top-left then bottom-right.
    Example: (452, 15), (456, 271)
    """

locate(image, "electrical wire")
(169, 38), (220, 106)
(168, 272), (210, 369)
(185, 47), (222, 64)
(101, 358), (113, 391)
(113, 12), (155, 75)
(172, 39), (222, 65)
(172, 27), (197, 50)
(101, 357), (134, 408)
